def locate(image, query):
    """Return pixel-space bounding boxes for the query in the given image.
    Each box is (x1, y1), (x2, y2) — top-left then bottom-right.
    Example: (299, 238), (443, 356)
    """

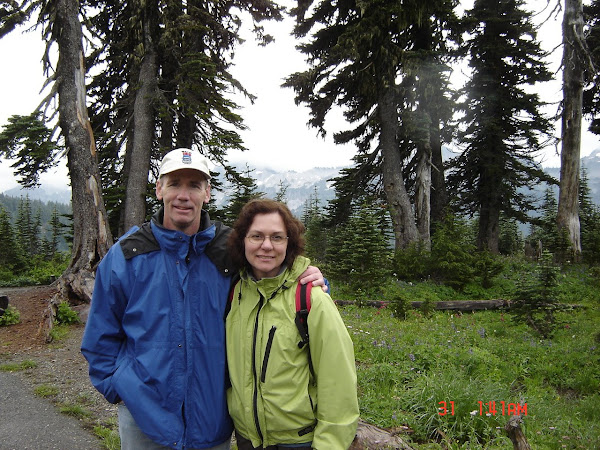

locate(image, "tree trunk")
(429, 117), (448, 231)
(55, 0), (112, 302)
(415, 140), (432, 248)
(558, 0), (584, 260)
(504, 415), (531, 450)
(122, 6), (158, 232)
(379, 88), (419, 250)
(478, 202), (501, 253)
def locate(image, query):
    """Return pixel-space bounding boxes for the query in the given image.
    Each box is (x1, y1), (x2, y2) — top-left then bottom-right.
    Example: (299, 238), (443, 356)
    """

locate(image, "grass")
(339, 265), (600, 449)
(0, 359), (37, 371)
(34, 384), (60, 398)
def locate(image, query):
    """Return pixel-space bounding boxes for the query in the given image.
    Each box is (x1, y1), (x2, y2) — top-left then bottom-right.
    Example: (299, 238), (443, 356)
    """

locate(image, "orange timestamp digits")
(438, 401), (528, 416)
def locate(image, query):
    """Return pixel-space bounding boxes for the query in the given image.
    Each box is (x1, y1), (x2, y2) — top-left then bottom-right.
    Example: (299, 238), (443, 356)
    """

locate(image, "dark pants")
(235, 431), (311, 450)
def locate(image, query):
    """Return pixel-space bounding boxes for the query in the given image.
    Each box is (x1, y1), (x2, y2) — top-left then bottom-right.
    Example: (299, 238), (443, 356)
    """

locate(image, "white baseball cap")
(158, 148), (211, 179)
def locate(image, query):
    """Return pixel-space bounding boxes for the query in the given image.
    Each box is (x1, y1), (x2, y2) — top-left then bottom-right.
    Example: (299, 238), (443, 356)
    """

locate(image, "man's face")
(156, 169), (211, 235)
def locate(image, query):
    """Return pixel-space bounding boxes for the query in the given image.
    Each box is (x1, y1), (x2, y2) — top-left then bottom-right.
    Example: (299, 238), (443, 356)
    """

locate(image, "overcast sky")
(1, 1), (598, 193)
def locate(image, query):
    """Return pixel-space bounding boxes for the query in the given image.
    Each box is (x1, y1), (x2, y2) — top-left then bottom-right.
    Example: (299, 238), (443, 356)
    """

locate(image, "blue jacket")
(81, 209), (235, 449)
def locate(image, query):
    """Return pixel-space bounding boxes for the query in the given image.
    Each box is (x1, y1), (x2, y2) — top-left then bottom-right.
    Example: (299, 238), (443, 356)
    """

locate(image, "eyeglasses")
(246, 234), (289, 245)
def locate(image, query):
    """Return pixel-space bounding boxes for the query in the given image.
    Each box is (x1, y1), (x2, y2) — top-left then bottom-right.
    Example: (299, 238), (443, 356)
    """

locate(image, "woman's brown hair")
(228, 198), (305, 272)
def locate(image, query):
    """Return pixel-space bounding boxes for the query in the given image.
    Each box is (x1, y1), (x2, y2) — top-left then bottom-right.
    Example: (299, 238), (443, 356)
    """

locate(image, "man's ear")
(156, 180), (163, 201)
(204, 184), (211, 204)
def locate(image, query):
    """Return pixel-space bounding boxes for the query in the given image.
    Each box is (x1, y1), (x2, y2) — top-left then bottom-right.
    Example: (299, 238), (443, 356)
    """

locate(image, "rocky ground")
(0, 285), (118, 432)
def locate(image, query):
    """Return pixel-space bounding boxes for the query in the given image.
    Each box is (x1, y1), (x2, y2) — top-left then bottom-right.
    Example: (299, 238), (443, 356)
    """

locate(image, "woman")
(226, 198), (359, 450)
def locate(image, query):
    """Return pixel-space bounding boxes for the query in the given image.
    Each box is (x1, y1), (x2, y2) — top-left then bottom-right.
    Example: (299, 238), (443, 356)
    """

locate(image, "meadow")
(338, 266), (600, 449)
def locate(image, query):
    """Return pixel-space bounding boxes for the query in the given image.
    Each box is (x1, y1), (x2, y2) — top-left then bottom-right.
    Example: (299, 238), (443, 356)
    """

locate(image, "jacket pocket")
(260, 326), (277, 383)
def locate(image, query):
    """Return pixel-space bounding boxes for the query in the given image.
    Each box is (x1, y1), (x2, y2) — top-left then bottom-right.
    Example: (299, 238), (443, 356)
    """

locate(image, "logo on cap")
(182, 151), (192, 164)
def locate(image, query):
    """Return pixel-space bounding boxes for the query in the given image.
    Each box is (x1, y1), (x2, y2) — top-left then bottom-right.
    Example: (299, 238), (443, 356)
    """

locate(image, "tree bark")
(558, 0), (584, 259)
(379, 88), (419, 250)
(430, 118), (448, 230)
(415, 139), (432, 247)
(504, 415), (531, 450)
(55, 0), (112, 302)
(122, 4), (158, 232)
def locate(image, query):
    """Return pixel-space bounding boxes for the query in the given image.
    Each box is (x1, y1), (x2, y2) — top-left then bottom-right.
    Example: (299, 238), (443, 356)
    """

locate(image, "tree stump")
(504, 415), (531, 450)
(349, 419), (414, 449)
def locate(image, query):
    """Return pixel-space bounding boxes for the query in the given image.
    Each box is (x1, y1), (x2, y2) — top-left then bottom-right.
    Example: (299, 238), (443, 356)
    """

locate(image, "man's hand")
(299, 265), (329, 293)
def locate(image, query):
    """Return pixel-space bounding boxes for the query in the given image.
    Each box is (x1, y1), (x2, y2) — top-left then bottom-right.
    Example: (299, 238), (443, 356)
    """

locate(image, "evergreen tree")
(579, 166), (600, 264)
(498, 214), (523, 255)
(218, 165), (265, 226)
(285, 0), (460, 250)
(0, 206), (25, 275)
(430, 214), (476, 291)
(274, 180), (289, 203)
(583, 0), (600, 135)
(0, 113), (60, 188)
(15, 195), (41, 258)
(326, 203), (391, 294)
(303, 189), (327, 264)
(538, 187), (560, 254)
(448, 0), (554, 253)
(510, 251), (562, 339)
(45, 206), (64, 259)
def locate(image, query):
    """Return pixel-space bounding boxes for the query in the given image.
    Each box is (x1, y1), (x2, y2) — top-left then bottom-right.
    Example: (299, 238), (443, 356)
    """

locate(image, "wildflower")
(470, 410), (478, 416)
(408, 353), (415, 361)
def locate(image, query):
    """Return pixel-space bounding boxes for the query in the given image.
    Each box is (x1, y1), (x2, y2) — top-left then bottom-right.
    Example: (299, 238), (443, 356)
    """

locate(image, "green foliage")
(509, 251), (564, 338)
(472, 250), (504, 289)
(393, 241), (431, 281)
(214, 166), (265, 226)
(326, 204), (391, 295)
(56, 301), (80, 325)
(58, 403), (92, 419)
(93, 425), (120, 450)
(449, 0), (554, 250)
(0, 113), (60, 188)
(430, 214), (476, 290)
(0, 305), (20, 326)
(34, 384), (60, 398)
(49, 324), (70, 342)
(0, 360), (37, 371)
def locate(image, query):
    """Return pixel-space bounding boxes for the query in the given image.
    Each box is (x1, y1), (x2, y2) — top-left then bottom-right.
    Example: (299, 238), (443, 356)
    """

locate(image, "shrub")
(56, 301), (80, 325)
(0, 305), (20, 326)
(509, 251), (564, 338)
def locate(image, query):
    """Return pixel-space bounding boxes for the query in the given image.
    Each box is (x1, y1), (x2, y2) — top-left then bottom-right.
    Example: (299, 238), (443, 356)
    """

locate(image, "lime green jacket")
(226, 256), (359, 449)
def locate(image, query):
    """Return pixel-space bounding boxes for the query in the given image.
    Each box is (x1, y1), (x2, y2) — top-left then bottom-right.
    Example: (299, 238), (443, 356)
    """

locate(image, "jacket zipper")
(260, 326), (277, 383)
(252, 296), (265, 442)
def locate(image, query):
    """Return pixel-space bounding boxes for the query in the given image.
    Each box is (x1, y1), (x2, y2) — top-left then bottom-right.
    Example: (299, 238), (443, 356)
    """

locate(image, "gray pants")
(118, 404), (231, 450)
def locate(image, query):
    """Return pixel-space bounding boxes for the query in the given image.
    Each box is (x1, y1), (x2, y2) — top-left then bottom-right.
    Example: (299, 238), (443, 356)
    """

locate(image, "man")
(81, 148), (325, 450)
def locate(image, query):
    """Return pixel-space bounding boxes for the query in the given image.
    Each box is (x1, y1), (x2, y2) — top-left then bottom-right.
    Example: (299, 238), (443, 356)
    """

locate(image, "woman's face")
(244, 212), (288, 279)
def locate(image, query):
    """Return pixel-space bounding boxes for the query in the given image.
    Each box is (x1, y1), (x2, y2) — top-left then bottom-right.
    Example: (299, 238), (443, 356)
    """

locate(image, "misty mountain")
(1, 148), (598, 218)
(211, 165), (342, 217)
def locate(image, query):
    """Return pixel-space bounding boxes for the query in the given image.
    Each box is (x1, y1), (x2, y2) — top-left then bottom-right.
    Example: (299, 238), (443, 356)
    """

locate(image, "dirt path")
(0, 285), (118, 446)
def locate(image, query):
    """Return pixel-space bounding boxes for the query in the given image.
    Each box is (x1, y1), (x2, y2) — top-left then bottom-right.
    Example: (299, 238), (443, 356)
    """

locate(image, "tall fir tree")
(448, 0), (554, 253)
(285, 0), (460, 250)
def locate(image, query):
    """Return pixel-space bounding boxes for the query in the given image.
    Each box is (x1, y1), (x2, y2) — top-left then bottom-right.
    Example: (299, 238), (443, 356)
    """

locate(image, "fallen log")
(349, 419), (414, 449)
(334, 299), (584, 312)
(335, 299), (509, 311)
